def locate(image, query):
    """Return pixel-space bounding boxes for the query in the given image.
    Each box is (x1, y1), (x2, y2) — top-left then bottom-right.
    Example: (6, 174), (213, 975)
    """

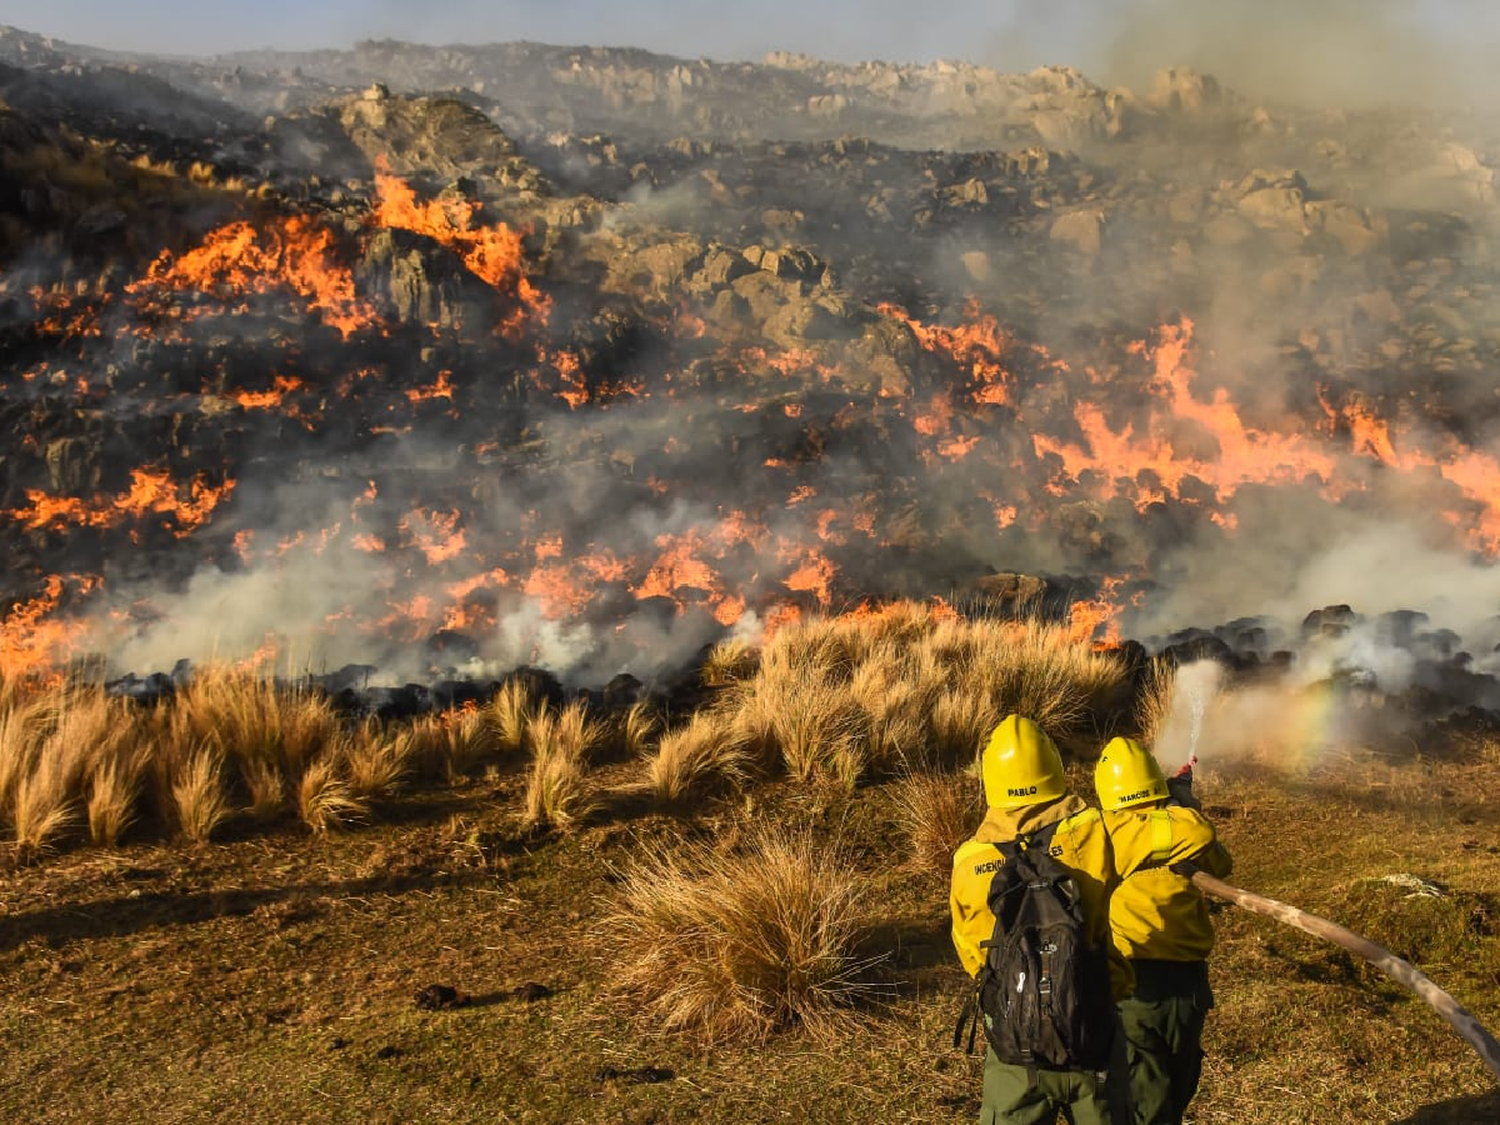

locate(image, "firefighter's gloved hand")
(1166, 768), (1202, 811)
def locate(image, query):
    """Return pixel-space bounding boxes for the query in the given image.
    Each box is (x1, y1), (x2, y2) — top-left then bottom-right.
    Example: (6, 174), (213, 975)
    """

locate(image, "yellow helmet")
(981, 715), (1066, 809)
(1094, 736), (1169, 810)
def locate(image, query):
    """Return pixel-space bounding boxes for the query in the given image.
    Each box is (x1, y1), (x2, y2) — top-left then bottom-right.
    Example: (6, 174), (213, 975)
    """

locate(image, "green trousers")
(979, 1047), (1117, 1125)
(1116, 960), (1213, 1125)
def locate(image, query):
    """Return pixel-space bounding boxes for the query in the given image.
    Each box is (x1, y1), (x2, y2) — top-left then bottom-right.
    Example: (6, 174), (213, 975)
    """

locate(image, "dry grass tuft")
(297, 758), (367, 835)
(87, 750), (144, 847)
(440, 704), (498, 779)
(616, 700), (659, 760)
(172, 746), (230, 844)
(1135, 657), (1176, 746)
(605, 825), (875, 1042)
(926, 688), (1000, 772)
(522, 737), (598, 833)
(521, 700), (605, 832)
(700, 639), (760, 686)
(893, 770), (982, 874)
(728, 668), (869, 784)
(341, 724), (410, 801)
(13, 756), (76, 854)
(712, 609), (1130, 784)
(1, 685), (139, 852)
(548, 699), (606, 765)
(388, 715), (452, 782)
(240, 758), (286, 822)
(645, 710), (750, 804)
(489, 677), (535, 756)
(171, 670), (342, 817)
(0, 694), (49, 816)
(848, 663), (930, 776)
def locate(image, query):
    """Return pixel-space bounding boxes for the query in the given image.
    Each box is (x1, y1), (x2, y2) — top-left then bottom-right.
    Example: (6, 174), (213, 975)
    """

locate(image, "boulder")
(1147, 67), (1222, 112)
(1050, 207), (1106, 255)
(694, 245), (756, 291)
(1239, 188), (1307, 231)
(1306, 200), (1382, 255)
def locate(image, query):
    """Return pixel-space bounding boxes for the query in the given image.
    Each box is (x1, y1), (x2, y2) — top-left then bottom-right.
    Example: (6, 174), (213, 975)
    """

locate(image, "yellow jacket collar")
(973, 793), (1087, 843)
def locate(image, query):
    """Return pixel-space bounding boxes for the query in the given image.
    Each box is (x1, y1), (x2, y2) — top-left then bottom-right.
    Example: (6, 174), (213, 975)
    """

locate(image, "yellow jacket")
(1101, 802), (1233, 963)
(952, 793), (1224, 999)
(950, 794), (1132, 997)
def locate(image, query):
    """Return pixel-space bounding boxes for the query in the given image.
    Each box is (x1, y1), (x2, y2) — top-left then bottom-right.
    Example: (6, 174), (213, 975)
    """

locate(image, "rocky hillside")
(2, 25), (1500, 734)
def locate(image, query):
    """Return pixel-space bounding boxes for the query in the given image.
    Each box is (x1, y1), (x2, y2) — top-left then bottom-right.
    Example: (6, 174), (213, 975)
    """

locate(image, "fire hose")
(1180, 862), (1500, 1082)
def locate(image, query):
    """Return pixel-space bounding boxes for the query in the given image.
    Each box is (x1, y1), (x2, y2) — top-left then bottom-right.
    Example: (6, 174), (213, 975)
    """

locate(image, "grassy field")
(1, 609), (1498, 1123)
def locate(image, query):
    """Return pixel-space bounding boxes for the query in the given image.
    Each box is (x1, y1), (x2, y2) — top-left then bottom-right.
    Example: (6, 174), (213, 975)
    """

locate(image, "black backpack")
(955, 820), (1116, 1077)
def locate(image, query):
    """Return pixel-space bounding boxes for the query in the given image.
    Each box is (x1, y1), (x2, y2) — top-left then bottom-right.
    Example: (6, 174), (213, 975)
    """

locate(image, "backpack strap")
(1149, 808), (1174, 864)
(996, 816), (1064, 863)
(952, 989), (981, 1055)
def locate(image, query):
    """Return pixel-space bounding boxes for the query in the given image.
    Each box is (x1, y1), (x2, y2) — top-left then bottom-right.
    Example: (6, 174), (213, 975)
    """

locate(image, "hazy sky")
(4, 1), (1499, 105)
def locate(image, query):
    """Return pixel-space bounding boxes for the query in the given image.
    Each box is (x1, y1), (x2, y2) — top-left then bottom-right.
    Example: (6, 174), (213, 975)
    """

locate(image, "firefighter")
(950, 714), (1127, 1125)
(1093, 736), (1233, 1125)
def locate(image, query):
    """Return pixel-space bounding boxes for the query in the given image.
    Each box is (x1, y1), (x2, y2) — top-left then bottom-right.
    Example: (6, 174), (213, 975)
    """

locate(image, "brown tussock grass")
(758, 617), (861, 684)
(87, 745), (146, 847)
(851, 670), (928, 777)
(616, 700), (659, 760)
(341, 723), (410, 801)
(297, 758), (367, 835)
(522, 700), (606, 831)
(699, 638), (760, 686)
(547, 699), (606, 765)
(240, 758), (286, 822)
(170, 670), (342, 813)
(0, 684), (143, 853)
(389, 705), (498, 784)
(441, 704), (499, 779)
(893, 769), (983, 875)
(489, 677), (535, 756)
(1135, 656), (1175, 746)
(13, 752), (77, 854)
(926, 687), (1000, 772)
(605, 825), (875, 1043)
(705, 610), (1129, 786)
(727, 662), (869, 784)
(726, 612), (1128, 786)
(172, 745), (230, 844)
(389, 715), (453, 782)
(522, 736), (598, 833)
(645, 709), (751, 804)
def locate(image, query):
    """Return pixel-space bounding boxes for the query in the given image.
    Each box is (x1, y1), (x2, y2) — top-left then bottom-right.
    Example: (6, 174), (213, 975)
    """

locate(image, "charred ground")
(5, 28), (1500, 724)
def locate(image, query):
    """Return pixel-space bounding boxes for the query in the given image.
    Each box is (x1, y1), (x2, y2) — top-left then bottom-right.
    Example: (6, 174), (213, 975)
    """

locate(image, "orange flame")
(398, 509), (467, 565)
(881, 299), (1013, 405)
(405, 369), (455, 404)
(233, 374), (305, 409)
(128, 216), (377, 338)
(7, 468), (234, 537)
(0, 574), (102, 680)
(372, 161), (550, 337)
(1067, 577), (1125, 649)
(1034, 318), (1337, 512)
(781, 549), (837, 607)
